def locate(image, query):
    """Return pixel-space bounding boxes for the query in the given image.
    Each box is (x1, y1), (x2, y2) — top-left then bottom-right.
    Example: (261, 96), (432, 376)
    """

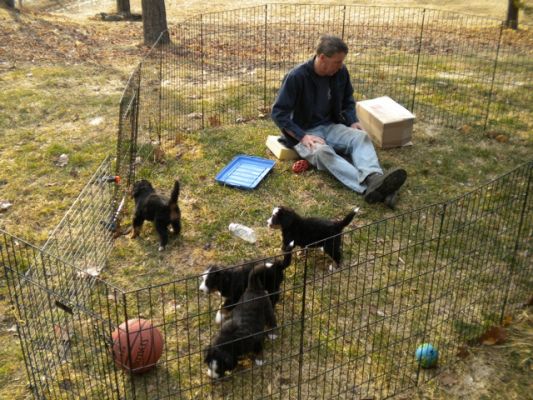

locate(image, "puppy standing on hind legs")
(204, 262), (277, 379)
(130, 178), (181, 251)
(199, 242), (294, 324)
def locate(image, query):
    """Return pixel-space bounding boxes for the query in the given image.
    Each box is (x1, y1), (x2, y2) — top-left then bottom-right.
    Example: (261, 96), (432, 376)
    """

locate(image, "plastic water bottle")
(228, 223), (256, 243)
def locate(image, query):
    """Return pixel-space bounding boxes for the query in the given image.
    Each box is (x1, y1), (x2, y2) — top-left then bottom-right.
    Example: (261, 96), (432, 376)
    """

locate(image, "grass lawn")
(0, 1), (532, 399)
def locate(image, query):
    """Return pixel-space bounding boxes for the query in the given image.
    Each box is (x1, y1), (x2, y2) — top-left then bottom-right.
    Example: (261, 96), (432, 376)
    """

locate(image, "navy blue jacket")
(271, 57), (358, 147)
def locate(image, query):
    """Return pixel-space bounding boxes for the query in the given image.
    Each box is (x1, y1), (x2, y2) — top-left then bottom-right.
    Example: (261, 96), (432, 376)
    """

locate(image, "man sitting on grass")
(271, 34), (407, 209)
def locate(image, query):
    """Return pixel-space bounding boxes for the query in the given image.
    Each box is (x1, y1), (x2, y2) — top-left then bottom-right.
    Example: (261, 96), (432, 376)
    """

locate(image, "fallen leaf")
(208, 115), (221, 127)
(439, 371), (457, 386)
(495, 134), (508, 143)
(484, 130), (499, 138)
(187, 112), (202, 119)
(456, 345), (470, 358)
(55, 154), (69, 167)
(89, 116), (104, 126)
(85, 267), (101, 277)
(479, 326), (507, 345)
(0, 201), (13, 212)
(502, 314), (513, 327)
(523, 295), (533, 307)
(54, 324), (71, 342)
(459, 124), (472, 134)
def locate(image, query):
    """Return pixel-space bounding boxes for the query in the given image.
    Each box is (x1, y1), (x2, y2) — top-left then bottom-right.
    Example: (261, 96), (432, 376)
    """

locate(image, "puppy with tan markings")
(199, 242), (294, 324)
(204, 262), (277, 379)
(267, 206), (358, 270)
(131, 179), (181, 251)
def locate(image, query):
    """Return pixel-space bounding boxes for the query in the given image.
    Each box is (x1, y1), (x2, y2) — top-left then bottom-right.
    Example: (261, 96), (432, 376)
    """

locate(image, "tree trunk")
(141, 0), (170, 46)
(506, 0), (519, 29)
(117, 0), (130, 15)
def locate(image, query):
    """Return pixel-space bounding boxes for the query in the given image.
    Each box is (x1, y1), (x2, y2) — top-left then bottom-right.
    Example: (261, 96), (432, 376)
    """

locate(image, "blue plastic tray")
(215, 155), (275, 189)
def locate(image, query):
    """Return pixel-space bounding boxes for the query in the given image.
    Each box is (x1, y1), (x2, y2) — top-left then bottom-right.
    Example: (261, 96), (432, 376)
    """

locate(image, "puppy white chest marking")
(207, 360), (219, 378)
(267, 207), (281, 228)
(215, 310), (225, 324)
(199, 269), (210, 293)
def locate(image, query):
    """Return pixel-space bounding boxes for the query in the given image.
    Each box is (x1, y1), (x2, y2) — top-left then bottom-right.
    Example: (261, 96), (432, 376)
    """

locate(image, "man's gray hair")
(316, 35), (349, 57)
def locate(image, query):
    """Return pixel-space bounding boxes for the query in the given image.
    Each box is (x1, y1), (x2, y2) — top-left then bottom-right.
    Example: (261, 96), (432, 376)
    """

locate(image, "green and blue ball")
(415, 343), (438, 368)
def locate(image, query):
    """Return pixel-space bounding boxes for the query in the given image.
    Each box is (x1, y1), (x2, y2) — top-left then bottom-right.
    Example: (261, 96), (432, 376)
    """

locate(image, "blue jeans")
(294, 123), (382, 193)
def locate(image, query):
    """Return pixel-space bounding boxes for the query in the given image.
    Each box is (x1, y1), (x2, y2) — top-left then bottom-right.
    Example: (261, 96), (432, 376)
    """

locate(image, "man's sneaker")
(363, 168), (407, 204)
(384, 190), (399, 210)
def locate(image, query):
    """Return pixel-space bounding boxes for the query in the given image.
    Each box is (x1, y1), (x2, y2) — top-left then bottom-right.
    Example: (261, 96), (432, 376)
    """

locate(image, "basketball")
(111, 318), (164, 374)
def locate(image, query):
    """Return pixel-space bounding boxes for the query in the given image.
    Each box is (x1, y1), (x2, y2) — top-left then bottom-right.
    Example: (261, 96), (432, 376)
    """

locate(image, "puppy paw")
(130, 227), (140, 239)
(215, 310), (224, 324)
(265, 262), (273, 268)
(254, 359), (264, 366)
(158, 245), (165, 252)
(267, 333), (278, 340)
(328, 264), (335, 272)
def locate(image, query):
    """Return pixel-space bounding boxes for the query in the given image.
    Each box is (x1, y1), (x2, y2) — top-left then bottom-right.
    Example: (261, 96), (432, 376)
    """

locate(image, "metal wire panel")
(123, 4), (531, 162)
(1, 234), (125, 399)
(116, 65), (141, 189)
(2, 161), (531, 399)
(2, 4), (532, 400)
(43, 156), (118, 272)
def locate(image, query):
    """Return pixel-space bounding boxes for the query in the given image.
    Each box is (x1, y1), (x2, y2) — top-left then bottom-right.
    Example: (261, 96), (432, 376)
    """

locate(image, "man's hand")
(351, 122), (365, 131)
(301, 134), (325, 149)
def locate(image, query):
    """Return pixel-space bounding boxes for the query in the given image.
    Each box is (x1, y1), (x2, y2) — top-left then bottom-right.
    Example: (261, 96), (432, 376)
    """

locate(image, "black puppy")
(204, 263), (277, 379)
(131, 179), (181, 251)
(267, 206), (357, 270)
(199, 242), (294, 324)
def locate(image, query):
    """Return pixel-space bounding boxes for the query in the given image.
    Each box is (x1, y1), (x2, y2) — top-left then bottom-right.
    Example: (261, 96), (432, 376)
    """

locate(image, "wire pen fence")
(2, 160), (531, 399)
(1, 4), (532, 400)
(122, 4), (531, 157)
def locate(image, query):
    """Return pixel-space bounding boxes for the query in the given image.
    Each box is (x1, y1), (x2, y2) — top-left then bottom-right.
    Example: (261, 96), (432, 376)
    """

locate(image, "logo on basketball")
(111, 318), (164, 374)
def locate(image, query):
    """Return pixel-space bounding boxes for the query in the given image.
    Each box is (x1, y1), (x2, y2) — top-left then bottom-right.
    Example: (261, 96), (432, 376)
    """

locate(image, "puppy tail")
(168, 179), (180, 207)
(337, 209), (357, 229)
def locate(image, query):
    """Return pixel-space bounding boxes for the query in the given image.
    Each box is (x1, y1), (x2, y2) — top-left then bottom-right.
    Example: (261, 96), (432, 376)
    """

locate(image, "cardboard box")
(356, 96), (414, 149)
(266, 135), (299, 160)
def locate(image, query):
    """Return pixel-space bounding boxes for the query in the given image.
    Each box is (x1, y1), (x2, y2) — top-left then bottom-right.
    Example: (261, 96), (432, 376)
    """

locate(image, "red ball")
(111, 318), (164, 374)
(292, 159), (310, 174)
